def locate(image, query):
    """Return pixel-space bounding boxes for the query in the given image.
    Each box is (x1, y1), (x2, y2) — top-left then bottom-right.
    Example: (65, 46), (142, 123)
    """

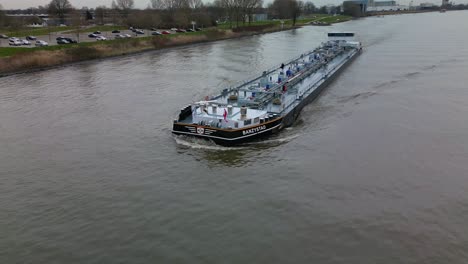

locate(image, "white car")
(9, 39), (22, 46)
(124, 34), (131, 38)
(96, 36), (107, 41)
(35, 40), (49, 47)
(21, 39), (31, 45)
(170, 28), (177, 31)
(115, 34), (125, 39)
(9, 37), (19, 42)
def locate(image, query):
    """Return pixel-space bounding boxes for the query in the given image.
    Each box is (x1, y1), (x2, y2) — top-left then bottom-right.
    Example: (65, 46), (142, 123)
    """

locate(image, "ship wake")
(174, 135), (247, 150)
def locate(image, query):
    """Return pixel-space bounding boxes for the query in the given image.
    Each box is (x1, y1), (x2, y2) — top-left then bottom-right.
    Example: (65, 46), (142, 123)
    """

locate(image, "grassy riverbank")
(217, 14), (351, 29)
(0, 15), (351, 76)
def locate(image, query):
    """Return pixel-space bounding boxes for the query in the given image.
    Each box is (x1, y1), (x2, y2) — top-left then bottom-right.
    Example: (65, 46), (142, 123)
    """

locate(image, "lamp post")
(191, 21), (196, 31)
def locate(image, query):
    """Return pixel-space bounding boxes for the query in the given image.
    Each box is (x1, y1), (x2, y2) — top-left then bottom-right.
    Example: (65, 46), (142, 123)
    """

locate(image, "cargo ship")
(172, 33), (362, 146)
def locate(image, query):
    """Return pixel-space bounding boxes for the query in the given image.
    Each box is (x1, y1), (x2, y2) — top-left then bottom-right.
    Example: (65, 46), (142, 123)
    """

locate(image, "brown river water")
(1, 11), (468, 264)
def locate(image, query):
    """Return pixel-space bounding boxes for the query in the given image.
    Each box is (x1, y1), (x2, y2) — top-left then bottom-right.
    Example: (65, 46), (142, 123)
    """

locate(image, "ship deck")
(179, 46), (358, 127)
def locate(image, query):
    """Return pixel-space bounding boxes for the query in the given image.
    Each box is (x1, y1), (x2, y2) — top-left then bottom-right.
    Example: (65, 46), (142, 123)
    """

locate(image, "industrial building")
(343, 0), (410, 12)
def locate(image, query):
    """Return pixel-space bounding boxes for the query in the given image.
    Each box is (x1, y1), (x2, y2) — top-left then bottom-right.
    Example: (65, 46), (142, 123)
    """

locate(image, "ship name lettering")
(242, 125), (267, 135)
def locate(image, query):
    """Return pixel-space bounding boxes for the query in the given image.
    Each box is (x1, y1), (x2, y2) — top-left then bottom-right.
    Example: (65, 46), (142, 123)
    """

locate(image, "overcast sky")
(1, 0), (460, 9)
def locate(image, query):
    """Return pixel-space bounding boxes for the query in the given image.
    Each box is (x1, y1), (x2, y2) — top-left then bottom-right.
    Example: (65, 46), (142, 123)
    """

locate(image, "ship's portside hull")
(172, 117), (283, 146)
(281, 48), (362, 127)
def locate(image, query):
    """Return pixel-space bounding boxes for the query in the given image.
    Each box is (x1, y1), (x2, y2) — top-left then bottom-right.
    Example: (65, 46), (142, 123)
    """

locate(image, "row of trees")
(46, 0), (341, 28)
(1, 0), (349, 31)
(94, 0), (213, 28)
(268, 0), (301, 26)
(212, 0), (263, 28)
(47, 0), (214, 28)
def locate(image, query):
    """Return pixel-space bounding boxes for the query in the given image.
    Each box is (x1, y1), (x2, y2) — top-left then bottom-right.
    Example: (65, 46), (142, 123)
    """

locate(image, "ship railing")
(226, 48), (322, 92)
(208, 45), (345, 103)
(280, 50), (353, 114)
(242, 58), (327, 108)
(252, 64), (317, 108)
(200, 44), (350, 103)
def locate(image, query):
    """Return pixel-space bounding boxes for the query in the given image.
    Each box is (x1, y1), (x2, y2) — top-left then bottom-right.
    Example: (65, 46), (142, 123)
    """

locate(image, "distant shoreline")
(0, 18), (352, 78)
(0, 27), (294, 78)
(366, 9), (440, 16)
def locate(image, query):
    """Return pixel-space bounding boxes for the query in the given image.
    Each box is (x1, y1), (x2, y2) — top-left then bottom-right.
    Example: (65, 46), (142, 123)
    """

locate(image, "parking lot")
(0, 29), (165, 48)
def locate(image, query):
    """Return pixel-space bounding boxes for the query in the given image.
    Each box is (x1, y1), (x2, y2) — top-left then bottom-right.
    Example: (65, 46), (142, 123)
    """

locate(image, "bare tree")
(148, 0), (215, 28)
(218, 0), (237, 28)
(302, 1), (315, 15)
(149, 0), (184, 10)
(173, 9), (189, 26)
(244, 0), (263, 25)
(150, 0), (165, 9)
(0, 4), (6, 28)
(269, 0), (301, 25)
(95, 6), (107, 25)
(342, 2), (362, 17)
(318, 5), (327, 14)
(219, 0), (241, 27)
(127, 9), (161, 28)
(112, 0), (134, 17)
(291, 0), (302, 25)
(115, 0), (135, 10)
(208, 0), (226, 23)
(70, 9), (83, 42)
(48, 0), (73, 25)
(190, 0), (204, 9)
(269, 0), (288, 19)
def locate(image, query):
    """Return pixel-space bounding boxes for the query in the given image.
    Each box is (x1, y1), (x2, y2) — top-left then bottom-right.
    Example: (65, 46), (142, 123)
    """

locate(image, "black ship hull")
(172, 117), (283, 146)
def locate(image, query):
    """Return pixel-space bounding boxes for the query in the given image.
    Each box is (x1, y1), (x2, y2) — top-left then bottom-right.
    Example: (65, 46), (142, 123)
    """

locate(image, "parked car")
(88, 33), (98, 38)
(96, 36), (107, 41)
(161, 31), (171, 35)
(152, 31), (162, 36)
(57, 38), (69, 44)
(131, 28), (137, 32)
(64, 38), (77, 43)
(151, 28), (157, 31)
(186, 28), (194, 32)
(115, 34), (125, 39)
(175, 29), (186, 33)
(136, 30), (145, 34)
(9, 39), (22, 46)
(111, 30), (120, 33)
(9, 37), (19, 42)
(56, 37), (77, 43)
(170, 28), (177, 31)
(195, 27), (202, 31)
(35, 40), (49, 47)
(124, 34), (132, 38)
(26, 36), (37, 40)
(0, 34), (8, 39)
(21, 39), (31, 45)
(93, 31), (101, 34)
